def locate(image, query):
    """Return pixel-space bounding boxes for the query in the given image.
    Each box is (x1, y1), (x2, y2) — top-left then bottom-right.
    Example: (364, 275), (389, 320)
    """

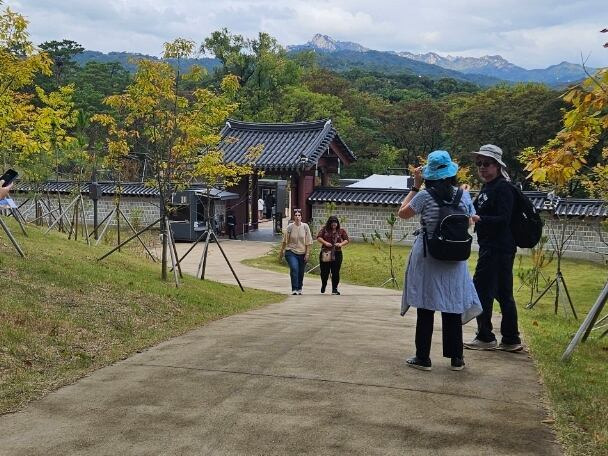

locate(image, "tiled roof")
(218, 119), (356, 172)
(309, 187), (608, 218)
(15, 181), (159, 197)
(554, 198), (608, 217)
(309, 187), (408, 205)
(13, 182), (235, 199)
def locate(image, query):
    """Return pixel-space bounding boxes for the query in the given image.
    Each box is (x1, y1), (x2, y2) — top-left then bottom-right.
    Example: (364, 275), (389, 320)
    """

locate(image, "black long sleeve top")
(473, 176), (516, 254)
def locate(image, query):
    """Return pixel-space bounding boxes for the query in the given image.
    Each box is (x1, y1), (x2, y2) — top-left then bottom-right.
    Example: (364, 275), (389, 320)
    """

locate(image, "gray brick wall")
(13, 193), (229, 230)
(312, 203), (608, 262)
(14, 194), (161, 228)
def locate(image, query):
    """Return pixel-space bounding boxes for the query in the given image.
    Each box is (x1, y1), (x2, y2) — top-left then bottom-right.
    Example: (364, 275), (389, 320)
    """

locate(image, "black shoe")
(321, 283), (326, 294)
(332, 289), (340, 295)
(450, 357), (465, 371)
(406, 356), (432, 371)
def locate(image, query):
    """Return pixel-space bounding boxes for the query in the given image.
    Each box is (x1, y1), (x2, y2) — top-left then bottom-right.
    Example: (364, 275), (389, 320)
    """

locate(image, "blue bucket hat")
(422, 150), (459, 180)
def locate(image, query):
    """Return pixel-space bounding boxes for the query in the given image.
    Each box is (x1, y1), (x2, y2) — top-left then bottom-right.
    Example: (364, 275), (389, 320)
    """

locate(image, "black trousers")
(319, 250), (343, 291)
(473, 248), (521, 345)
(227, 224), (236, 239)
(415, 308), (463, 360)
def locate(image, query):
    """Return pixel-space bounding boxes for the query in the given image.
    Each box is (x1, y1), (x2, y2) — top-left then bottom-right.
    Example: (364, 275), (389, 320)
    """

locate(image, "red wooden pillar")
(297, 169), (315, 223)
(251, 172), (259, 229)
(227, 177), (249, 236)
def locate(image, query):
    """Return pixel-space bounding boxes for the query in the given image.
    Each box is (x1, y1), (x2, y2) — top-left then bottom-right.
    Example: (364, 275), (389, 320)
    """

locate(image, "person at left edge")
(0, 180), (13, 200)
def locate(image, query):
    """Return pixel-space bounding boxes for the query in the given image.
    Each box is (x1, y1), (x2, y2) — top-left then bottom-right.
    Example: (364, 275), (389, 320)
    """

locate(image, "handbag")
(320, 249), (333, 262)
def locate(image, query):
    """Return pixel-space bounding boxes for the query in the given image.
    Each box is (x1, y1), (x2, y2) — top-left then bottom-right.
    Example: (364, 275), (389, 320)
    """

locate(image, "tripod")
(93, 203), (157, 262)
(562, 281), (608, 361)
(166, 222), (243, 291)
(43, 193), (91, 245)
(526, 221), (577, 319)
(379, 276), (400, 289)
(0, 208), (25, 257)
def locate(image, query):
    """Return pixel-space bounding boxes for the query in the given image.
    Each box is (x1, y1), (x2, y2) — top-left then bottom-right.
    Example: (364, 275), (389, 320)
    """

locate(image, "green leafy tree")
(0, 2), (78, 185)
(94, 38), (241, 280)
(447, 84), (564, 182)
(37, 39), (84, 89)
(382, 98), (447, 169)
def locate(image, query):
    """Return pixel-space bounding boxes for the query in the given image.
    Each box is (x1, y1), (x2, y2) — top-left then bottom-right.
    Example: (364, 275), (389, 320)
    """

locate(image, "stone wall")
(312, 203), (608, 262)
(13, 194), (225, 229)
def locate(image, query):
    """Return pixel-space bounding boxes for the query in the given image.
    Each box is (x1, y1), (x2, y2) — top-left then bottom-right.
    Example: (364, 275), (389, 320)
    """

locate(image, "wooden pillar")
(244, 175), (250, 233)
(290, 175), (299, 220)
(297, 169), (315, 223)
(320, 167), (330, 186)
(251, 172), (259, 229)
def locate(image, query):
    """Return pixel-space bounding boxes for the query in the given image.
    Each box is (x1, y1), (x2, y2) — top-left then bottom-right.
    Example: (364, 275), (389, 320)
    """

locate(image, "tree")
(0, 2), (51, 169)
(0, 2), (78, 183)
(447, 84), (564, 182)
(94, 38), (242, 280)
(37, 39), (84, 89)
(520, 69), (608, 196)
(382, 98), (447, 169)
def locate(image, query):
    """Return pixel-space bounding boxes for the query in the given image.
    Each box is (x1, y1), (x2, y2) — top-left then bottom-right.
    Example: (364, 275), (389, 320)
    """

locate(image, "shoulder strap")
(451, 188), (463, 207)
(425, 187), (445, 206)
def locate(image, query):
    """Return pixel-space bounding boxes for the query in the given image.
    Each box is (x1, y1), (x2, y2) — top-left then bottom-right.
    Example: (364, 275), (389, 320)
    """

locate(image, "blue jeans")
(285, 250), (306, 291)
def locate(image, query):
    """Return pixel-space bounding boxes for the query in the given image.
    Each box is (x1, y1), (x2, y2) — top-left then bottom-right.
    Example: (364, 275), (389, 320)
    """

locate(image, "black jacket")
(473, 177), (516, 254)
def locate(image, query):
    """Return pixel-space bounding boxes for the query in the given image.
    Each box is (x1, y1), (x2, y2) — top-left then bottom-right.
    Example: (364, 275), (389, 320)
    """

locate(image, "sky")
(4, 0), (608, 69)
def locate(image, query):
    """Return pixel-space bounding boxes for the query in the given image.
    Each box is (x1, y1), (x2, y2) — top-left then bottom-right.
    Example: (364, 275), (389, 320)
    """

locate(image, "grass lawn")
(0, 218), (283, 415)
(245, 241), (608, 456)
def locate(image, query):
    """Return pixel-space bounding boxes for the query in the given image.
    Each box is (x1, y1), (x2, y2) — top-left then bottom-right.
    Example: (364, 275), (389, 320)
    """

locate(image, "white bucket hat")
(472, 144), (510, 181)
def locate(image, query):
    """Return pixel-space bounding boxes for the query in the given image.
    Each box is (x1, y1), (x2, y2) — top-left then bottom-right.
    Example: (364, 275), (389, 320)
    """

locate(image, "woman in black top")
(316, 215), (349, 295)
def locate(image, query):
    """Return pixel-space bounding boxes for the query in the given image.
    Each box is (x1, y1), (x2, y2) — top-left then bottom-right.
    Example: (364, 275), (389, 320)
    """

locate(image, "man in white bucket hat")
(464, 144), (523, 352)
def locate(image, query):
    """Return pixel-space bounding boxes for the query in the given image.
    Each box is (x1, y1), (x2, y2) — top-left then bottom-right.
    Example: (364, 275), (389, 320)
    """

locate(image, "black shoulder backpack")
(510, 183), (543, 248)
(423, 188), (472, 261)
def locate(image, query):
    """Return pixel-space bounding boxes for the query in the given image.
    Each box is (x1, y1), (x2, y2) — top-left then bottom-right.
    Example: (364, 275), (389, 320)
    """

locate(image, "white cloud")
(3, 0), (607, 68)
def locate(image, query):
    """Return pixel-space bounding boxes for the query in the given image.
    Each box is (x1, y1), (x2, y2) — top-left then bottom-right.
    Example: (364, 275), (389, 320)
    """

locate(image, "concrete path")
(0, 239), (561, 455)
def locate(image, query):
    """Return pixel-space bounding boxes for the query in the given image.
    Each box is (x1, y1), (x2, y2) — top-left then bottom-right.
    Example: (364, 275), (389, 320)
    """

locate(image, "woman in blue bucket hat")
(397, 150), (481, 371)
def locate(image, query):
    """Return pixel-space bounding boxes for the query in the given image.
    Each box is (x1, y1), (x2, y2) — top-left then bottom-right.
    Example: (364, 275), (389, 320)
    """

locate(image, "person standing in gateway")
(465, 144), (523, 352)
(264, 192), (275, 220)
(257, 196), (265, 220)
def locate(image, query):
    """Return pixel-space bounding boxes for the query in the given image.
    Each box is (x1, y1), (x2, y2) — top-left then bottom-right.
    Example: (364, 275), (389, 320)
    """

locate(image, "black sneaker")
(406, 356), (432, 371)
(332, 289), (340, 295)
(321, 284), (326, 294)
(450, 357), (465, 371)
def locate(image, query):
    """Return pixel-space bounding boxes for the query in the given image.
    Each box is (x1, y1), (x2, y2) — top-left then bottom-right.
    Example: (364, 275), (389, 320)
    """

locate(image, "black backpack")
(423, 188), (473, 261)
(510, 183), (543, 248)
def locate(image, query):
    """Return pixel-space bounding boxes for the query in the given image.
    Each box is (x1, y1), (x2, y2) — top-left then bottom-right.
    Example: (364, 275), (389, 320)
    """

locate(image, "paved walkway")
(0, 239), (561, 455)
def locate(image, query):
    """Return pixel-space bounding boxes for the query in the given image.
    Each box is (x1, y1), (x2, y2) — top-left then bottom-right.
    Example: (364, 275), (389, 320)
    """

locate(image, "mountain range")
(71, 34), (596, 88)
(288, 34), (595, 86)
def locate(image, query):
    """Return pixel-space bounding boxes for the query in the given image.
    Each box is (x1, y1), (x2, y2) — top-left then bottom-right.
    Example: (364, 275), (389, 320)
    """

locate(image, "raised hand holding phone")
(0, 169), (17, 200)
(0, 169), (18, 187)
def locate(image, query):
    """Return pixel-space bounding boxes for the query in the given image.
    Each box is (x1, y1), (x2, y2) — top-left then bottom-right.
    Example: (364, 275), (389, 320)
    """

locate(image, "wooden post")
(251, 172), (259, 229)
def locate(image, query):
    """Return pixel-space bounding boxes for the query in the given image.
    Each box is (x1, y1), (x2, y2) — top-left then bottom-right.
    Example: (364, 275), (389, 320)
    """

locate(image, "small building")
(169, 188), (239, 241)
(217, 118), (356, 233)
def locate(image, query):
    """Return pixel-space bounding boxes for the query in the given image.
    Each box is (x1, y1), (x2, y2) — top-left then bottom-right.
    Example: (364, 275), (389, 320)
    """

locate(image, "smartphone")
(0, 169), (18, 187)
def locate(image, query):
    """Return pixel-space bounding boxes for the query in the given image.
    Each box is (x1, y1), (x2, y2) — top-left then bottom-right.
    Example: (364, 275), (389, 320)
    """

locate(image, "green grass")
(245, 241), (608, 456)
(0, 218), (283, 415)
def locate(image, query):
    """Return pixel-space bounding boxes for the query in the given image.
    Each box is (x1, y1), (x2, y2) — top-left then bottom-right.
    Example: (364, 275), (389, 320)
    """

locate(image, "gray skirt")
(401, 235), (482, 324)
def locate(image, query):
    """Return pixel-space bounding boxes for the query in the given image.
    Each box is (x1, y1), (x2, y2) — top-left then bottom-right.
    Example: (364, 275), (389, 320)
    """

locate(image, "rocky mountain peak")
(288, 34), (369, 53)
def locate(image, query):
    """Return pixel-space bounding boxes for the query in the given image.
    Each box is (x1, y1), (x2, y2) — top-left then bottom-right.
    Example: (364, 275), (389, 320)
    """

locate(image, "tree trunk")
(160, 198), (168, 280)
